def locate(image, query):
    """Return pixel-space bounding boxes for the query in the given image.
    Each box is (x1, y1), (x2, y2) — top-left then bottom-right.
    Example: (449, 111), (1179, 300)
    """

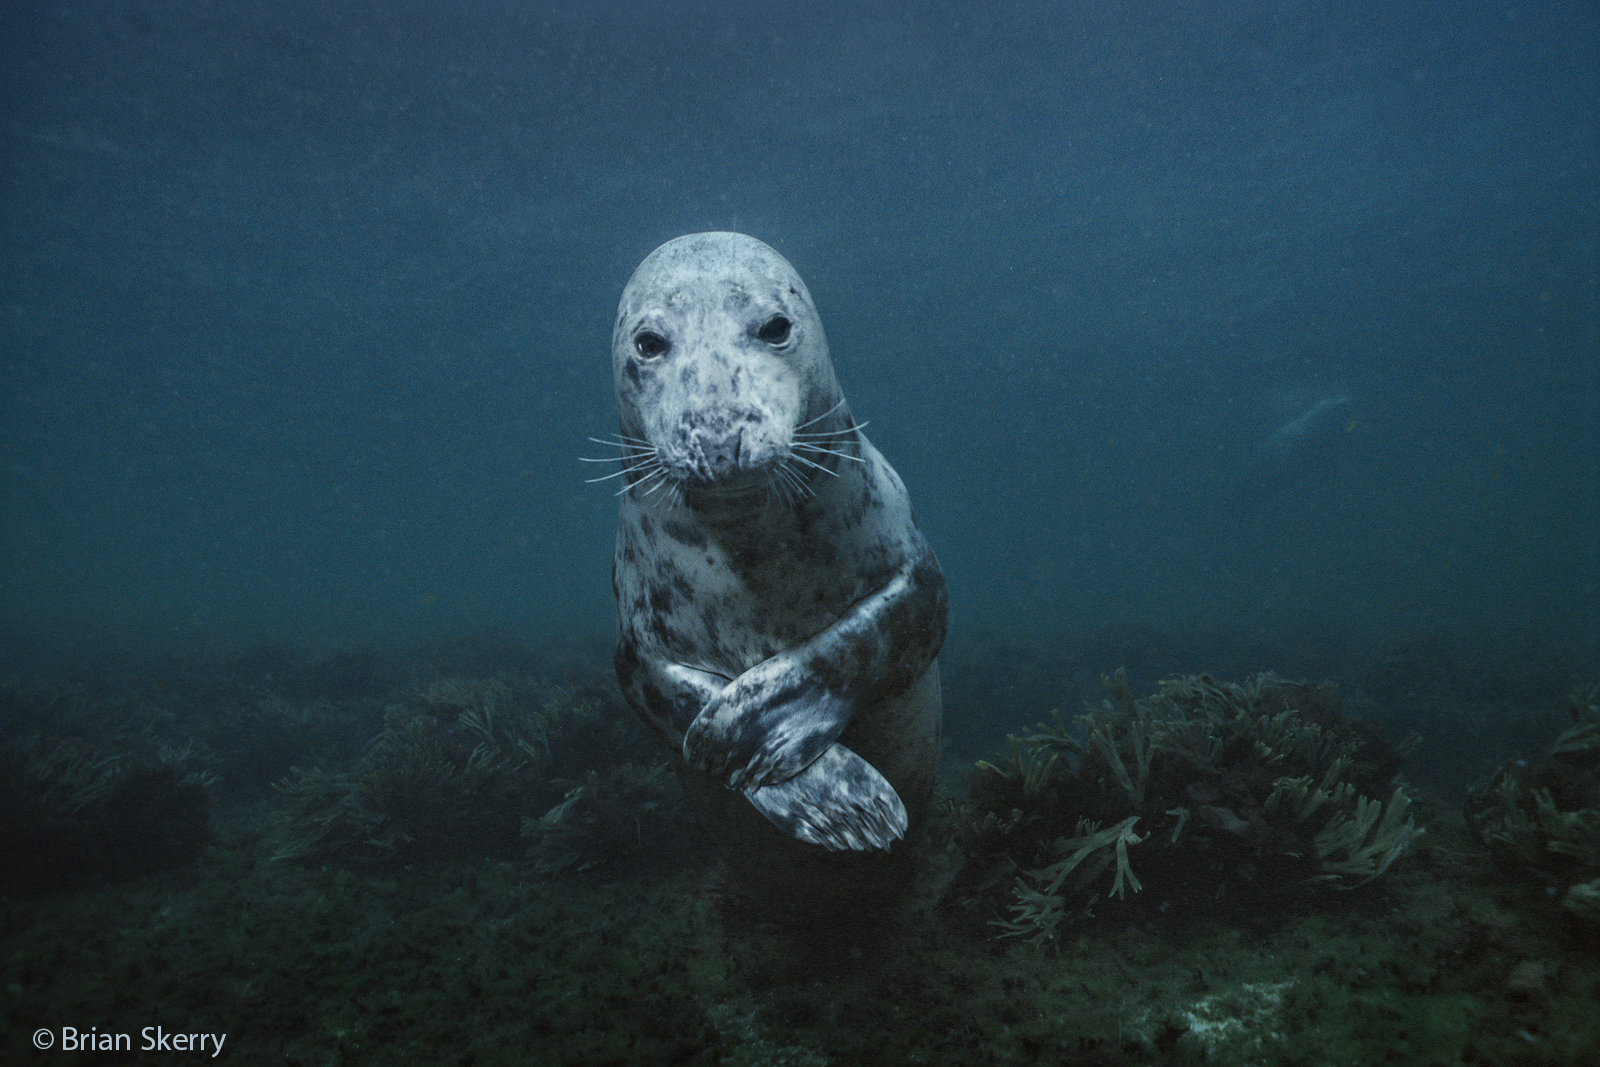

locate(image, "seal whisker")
(619, 463), (671, 498)
(770, 462), (810, 505)
(582, 436), (656, 461)
(650, 476), (686, 511)
(786, 451), (841, 477)
(586, 457), (659, 481)
(582, 436), (659, 490)
(637, 475), (674, 501)
(793, 443), (865, 464)
(781, 462), (816, 500)
(794, 441), (863, 457)
(633, 463), (688, 511)
(586, 431), (654, 446)
(793, 398), (847, 432)
(585, 456), (662, 483)
(775, 461), (798, 492)
(793, 420), (869, 439)
(764, 471), (793, 509)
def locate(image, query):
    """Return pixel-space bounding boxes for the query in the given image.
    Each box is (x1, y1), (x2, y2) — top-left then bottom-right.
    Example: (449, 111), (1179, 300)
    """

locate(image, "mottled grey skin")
(609, 233), (947, 894)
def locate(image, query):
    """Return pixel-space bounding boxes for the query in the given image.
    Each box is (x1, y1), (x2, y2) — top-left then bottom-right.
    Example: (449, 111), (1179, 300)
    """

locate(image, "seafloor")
(3, 635), (1597, 1066)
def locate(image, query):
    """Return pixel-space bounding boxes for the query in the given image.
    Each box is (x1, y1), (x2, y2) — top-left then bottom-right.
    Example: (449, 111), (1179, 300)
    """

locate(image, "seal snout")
(669, 410), (782, 485)
(684, 423), (744, 482)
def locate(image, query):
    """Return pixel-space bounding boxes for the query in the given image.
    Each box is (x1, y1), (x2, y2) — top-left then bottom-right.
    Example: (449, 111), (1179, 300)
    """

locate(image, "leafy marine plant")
(948, 671), (1423, 943)
(1465, 681), (1600, 924)
(270, 678), (666, 867)
(522, 760), (686, 876)
(0, 688), (216, 889)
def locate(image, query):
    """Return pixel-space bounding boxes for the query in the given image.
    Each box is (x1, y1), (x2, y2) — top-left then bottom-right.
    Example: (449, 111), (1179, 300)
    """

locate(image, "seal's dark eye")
(756, 315), (792, 345)
(634, 330), (670, 359)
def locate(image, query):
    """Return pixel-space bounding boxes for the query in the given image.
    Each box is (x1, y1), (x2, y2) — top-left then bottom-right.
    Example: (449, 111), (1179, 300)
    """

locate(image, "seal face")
(604, 233), (947, 895)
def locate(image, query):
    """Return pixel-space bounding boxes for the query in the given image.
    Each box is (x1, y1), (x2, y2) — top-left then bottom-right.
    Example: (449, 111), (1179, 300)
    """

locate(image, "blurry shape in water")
(1236, 393), (1352, 506)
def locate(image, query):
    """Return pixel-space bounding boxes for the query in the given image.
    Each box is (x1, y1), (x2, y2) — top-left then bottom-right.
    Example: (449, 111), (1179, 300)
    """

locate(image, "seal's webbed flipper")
(743, 743), (907, 851)
(685, 675), (852, 790)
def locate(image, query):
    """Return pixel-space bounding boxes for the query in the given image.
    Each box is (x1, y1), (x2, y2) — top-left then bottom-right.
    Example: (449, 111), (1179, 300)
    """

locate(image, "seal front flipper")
(683, 662), (851, 789)
(615, 641), (729, 744)
(743, 743), (907, 852)
(682, 561), (945, 789)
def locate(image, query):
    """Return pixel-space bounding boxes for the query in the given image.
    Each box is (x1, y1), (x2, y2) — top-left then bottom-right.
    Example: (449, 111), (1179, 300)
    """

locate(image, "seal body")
(607, 232), (947, 910)
(1238, 394), (1352, 505)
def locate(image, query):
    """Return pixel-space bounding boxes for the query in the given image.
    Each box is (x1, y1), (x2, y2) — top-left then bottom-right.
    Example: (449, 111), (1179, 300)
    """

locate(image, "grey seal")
(1237, 394), (1352, 505)
(598, 232), (947, 907)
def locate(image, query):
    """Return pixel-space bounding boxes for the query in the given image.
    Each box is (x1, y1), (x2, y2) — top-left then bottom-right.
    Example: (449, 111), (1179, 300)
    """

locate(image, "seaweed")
(0, 688), (216, 890)
(1465, 681), (1600, 923)
(522, 761), (686, 876)
(269, 677), (669, 867)
(950, 671), (1424, 943)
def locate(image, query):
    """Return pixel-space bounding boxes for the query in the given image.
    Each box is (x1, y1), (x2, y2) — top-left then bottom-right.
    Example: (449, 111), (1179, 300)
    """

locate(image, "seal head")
(612, 232), (846, 503)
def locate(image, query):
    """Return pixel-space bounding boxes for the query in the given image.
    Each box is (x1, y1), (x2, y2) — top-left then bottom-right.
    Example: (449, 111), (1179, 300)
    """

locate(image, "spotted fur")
(608, 233), (948, 863)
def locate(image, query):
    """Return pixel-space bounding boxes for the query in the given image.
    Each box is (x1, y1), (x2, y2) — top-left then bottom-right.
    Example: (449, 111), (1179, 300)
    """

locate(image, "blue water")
(3, 0), (1596, 677)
